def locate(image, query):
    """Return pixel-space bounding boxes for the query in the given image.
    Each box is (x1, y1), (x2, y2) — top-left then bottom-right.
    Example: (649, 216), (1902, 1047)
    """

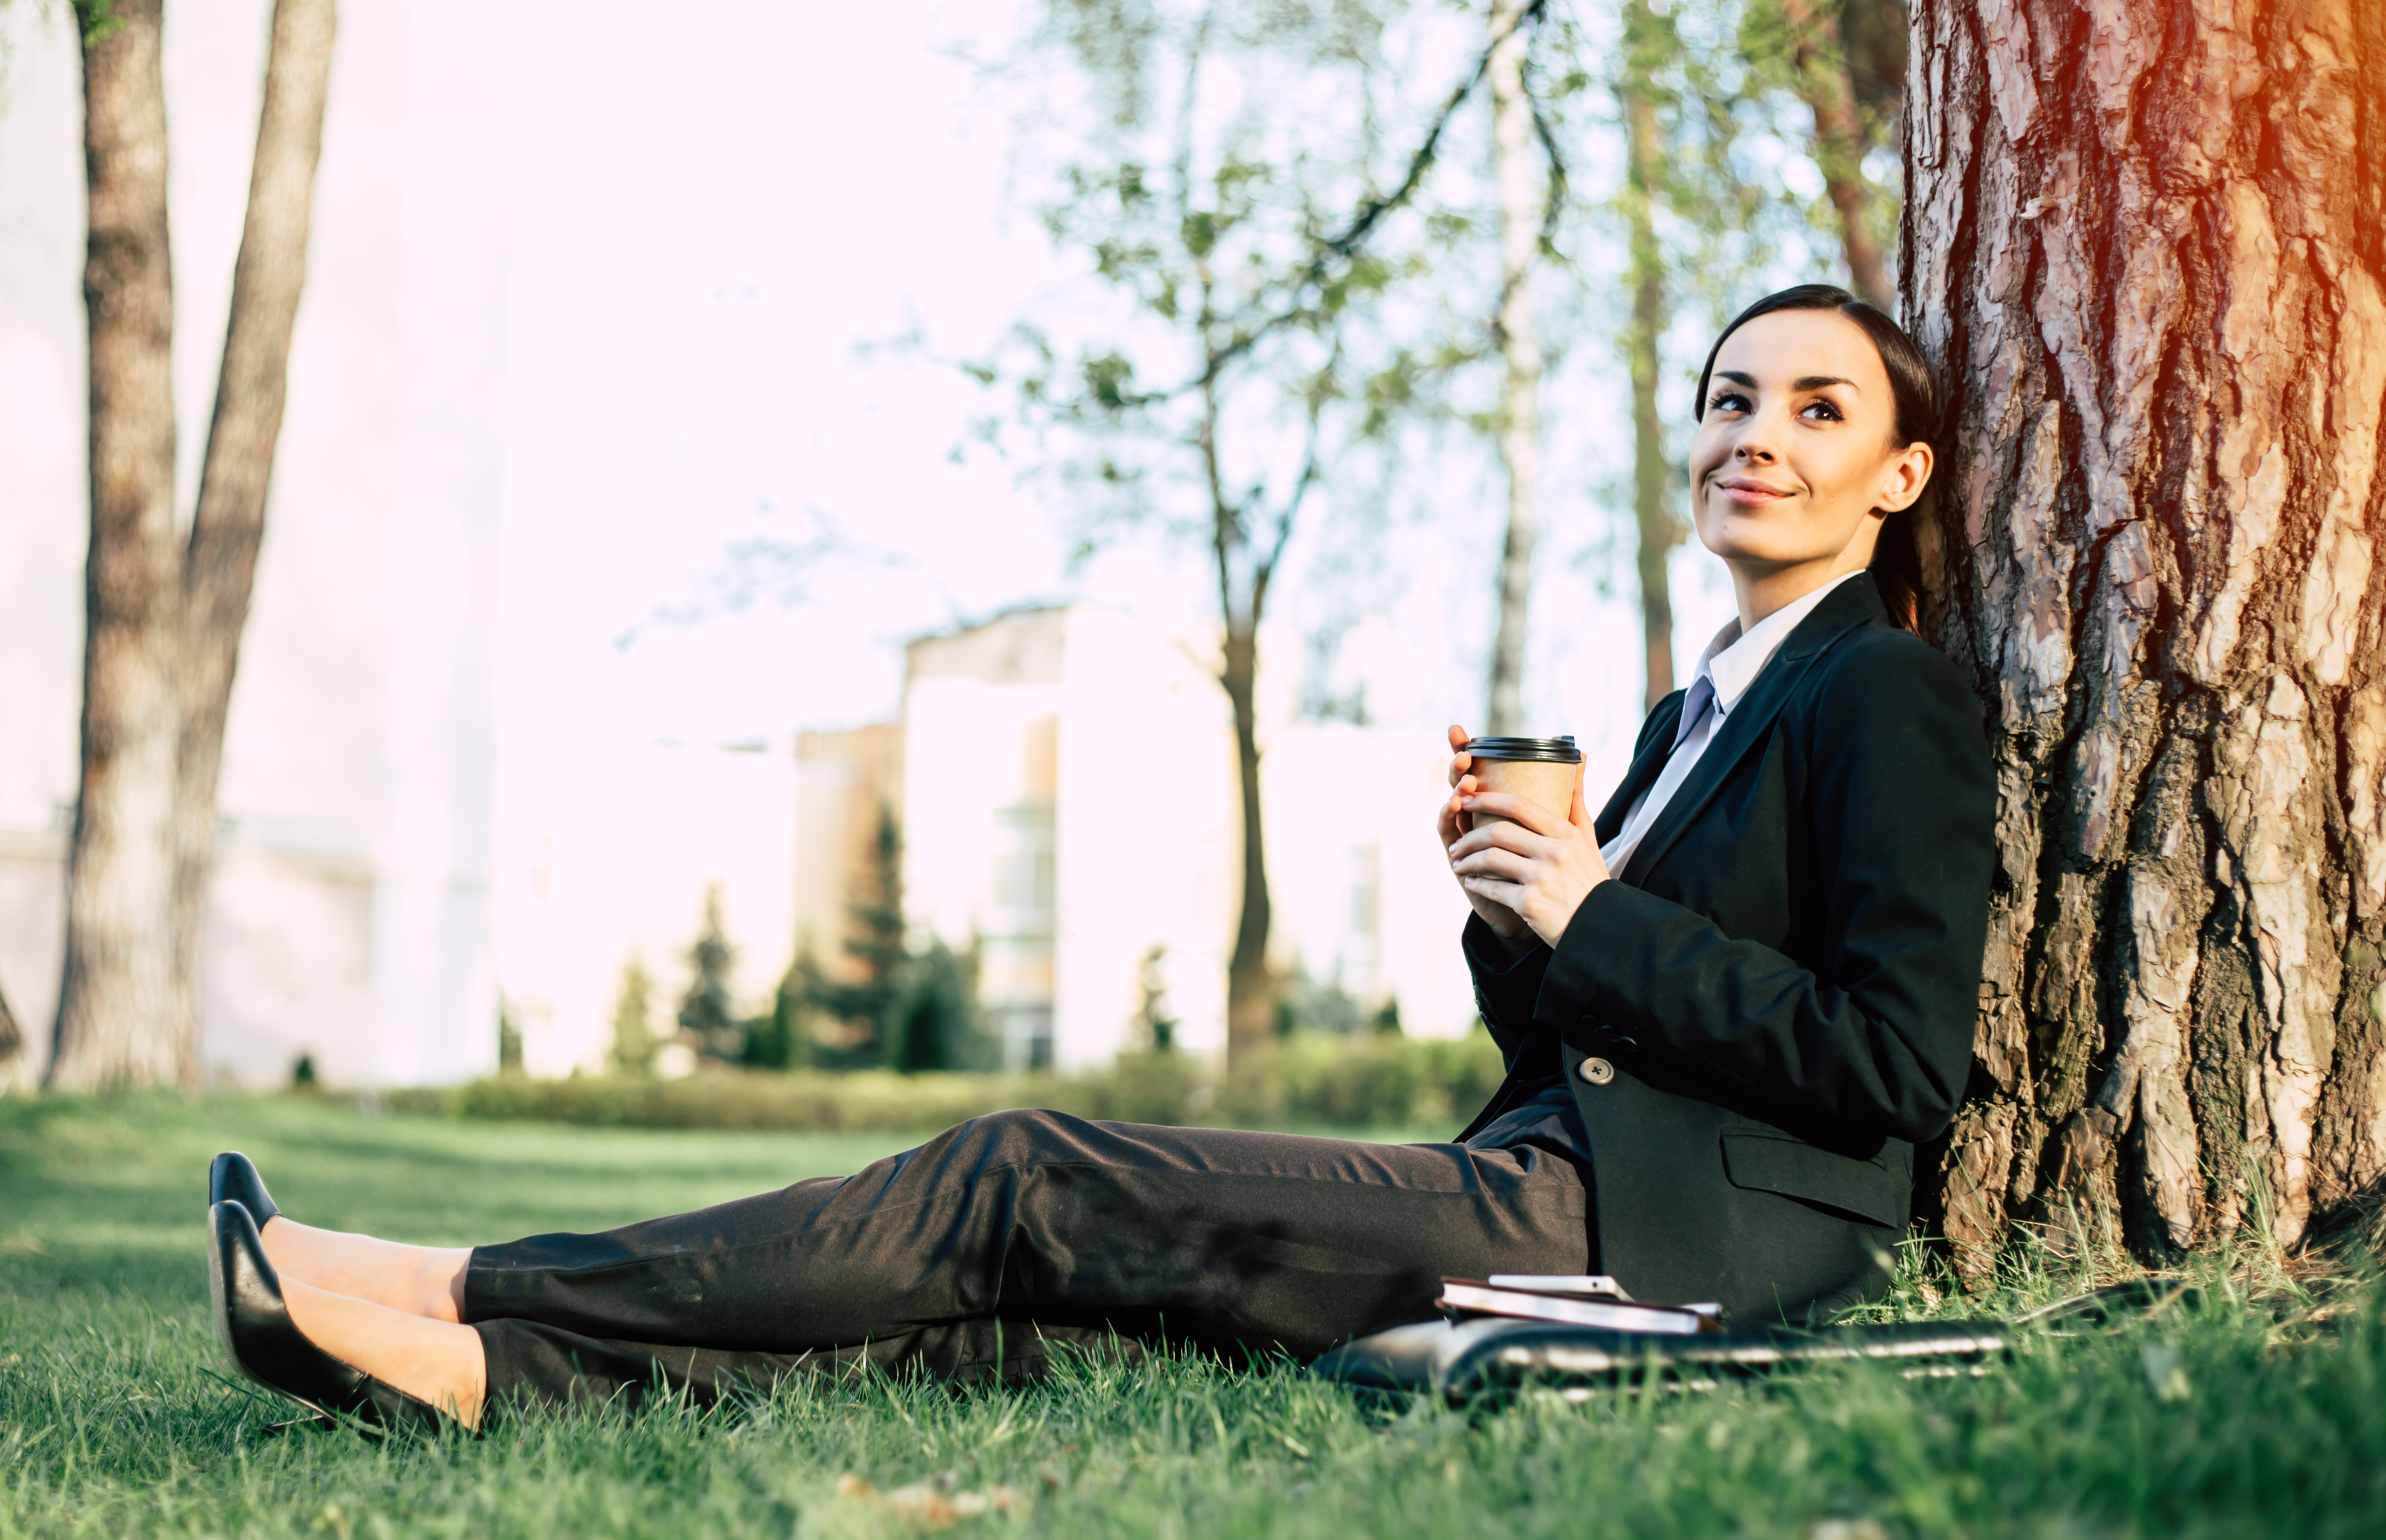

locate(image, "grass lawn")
(2, 1095), (2382, 1537)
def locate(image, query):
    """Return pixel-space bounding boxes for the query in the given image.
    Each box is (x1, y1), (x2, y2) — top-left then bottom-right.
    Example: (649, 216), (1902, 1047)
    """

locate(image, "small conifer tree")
(677, 887), (744, 1064)
(610, 955), (658, 1076)
(802, 805), (907, 1063)
(741, 964), (808, 1071)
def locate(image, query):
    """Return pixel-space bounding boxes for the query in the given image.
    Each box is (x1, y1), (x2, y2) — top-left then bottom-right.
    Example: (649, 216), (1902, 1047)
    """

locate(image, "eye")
(1799, 399), (1845, 422)
(1706, 389), (1750, 415)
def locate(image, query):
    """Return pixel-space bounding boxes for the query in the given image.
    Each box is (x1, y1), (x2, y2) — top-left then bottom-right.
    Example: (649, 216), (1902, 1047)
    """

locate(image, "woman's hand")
(1441, 723), (1612, 952)
(1438, 726), (1538, 951)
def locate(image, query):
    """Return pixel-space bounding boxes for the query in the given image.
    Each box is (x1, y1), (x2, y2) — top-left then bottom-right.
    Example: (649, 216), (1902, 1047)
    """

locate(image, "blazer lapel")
(1595, 692), (1685, 843)
(1616, 575), (1885, 887)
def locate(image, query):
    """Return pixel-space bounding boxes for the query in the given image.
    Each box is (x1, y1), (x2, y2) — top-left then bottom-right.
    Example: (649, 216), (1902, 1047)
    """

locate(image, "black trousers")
(464, 1108), (1591, 1408)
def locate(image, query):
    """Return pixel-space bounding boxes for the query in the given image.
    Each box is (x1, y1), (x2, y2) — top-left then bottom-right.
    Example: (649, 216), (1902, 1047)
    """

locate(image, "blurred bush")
(386, 1028), (1508, 1134)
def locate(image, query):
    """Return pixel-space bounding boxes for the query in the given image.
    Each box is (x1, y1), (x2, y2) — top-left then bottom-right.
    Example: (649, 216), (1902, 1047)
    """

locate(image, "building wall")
(901, 610), (1070, 1067)
(1050, 606), (1238, 1067)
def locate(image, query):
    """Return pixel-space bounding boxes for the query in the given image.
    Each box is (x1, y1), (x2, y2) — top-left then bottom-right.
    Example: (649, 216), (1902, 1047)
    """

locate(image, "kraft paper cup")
(1462, 736), (1583, 830)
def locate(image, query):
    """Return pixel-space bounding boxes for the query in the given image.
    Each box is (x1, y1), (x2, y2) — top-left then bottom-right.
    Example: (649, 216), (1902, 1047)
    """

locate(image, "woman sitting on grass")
(206, 284), (1993, 1432)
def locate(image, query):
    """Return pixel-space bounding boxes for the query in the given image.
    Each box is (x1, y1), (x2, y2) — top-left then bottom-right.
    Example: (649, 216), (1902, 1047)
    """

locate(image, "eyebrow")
(1711, 370), (1860, 393)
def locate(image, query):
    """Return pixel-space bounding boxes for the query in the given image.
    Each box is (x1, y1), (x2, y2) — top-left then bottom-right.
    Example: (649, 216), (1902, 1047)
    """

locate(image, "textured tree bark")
(1619, 0), (1682, 712)
(168, 0), (338, 1066)
(1905, 0), (2386, 1273)
(1221, 621), (1276, 1064)
(1781, 0), (1895, 311)
(51, 0), (337, 1092)
(1482, 0), (1545, 736)
(51, 0), (185, 1091)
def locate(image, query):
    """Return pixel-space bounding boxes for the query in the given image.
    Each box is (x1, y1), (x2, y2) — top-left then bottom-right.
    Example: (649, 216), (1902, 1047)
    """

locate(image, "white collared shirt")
(1598, 570), (1864, 876)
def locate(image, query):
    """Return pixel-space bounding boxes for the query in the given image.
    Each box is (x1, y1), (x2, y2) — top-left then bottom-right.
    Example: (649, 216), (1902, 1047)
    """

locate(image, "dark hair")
(1692, 284), (1939, 632)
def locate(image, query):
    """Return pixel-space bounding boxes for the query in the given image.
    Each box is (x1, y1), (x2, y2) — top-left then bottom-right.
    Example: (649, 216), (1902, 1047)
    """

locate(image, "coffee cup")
(1461, 736), (1583, 830)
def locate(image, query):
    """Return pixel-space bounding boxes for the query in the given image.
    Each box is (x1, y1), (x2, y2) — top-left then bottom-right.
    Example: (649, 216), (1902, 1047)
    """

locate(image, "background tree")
(1134, 943), (1178, 1053)
(1615, 0), (1688, 710)
(1905, 0), (2386, 1274)
(798, 803), (906, 1063)
(1741, 0), (1903, 311)
(886, 941), (991, 1074)
(740, 966), (808, 1072)
(608, 955), (657, 1076)
(48, 0), (338, 1090)
(675, 887), (743, 1065)
(1481, 0), (1555, 735)
(1005, 0), (1455, 1065)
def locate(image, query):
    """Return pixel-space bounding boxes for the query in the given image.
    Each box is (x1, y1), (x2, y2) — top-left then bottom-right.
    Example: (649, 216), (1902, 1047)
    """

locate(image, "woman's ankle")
(281, 1278), (487, 1429)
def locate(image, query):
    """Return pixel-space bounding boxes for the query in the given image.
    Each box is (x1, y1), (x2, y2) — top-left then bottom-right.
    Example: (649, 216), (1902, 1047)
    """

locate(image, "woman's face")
(1687, 309), (1932, 580)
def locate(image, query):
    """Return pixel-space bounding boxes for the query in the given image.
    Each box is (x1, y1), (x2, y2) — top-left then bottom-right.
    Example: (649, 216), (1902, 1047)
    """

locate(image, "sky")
(482, 0), (1742, 793)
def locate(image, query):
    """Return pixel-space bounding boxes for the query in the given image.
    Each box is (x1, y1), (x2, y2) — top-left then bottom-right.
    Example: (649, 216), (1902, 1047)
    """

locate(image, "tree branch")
(1187, 0), (1548, 391)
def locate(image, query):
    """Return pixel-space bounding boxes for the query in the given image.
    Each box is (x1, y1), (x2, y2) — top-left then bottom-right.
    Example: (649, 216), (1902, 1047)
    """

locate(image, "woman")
(204, 284), (1992, 1432)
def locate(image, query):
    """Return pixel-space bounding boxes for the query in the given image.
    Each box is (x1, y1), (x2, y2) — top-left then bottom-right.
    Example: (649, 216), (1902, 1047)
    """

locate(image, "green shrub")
(393, 1028), (1509, 1135)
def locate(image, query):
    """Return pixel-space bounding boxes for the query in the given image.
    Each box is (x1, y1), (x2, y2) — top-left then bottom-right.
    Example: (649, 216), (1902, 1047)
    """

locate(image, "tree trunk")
(1905, 0), (2386, 1275)
(1619, 0), (1682, 712)
(1782, 0), (1895, 312)
(51, 0), (337, 1092)
(1482, 0), (1544, 736)
(51, 0), (185, 1091)
(1221, 621), (1276, 1063)
(0, 980), (25, 1092)
(169, 0), (338, 1062)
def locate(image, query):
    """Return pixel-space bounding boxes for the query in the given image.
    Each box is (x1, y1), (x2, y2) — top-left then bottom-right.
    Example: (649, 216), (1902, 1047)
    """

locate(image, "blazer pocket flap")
(1720, 1134), (1908, 1229)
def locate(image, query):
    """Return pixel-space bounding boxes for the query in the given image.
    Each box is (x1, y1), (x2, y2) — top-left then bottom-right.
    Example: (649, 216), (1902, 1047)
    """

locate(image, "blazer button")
(1578, 1056), (1615, 1086)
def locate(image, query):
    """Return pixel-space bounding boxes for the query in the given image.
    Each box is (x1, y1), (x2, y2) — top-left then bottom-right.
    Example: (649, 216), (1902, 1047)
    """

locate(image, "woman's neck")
(1728, 549), (1874, 633)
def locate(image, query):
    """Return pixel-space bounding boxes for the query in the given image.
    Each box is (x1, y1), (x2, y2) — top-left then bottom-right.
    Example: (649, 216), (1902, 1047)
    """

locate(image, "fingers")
(1458, 873), (1527, 910)
(1447, 816), (1549, 862)
(1453, 845), (1538, 885)
(1456, 789), (1567, 838)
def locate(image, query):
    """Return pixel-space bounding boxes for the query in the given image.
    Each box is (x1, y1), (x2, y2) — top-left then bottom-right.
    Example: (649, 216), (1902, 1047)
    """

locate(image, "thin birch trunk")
(1781, 0), (1893, 312)
(169, 0), (338, 1059)
(1906, 0), (2386, 1273)
(1482, 0), (1544, 736)
(51, 0), (184, 1091)
(1222, 617), (1275, 1063)
(1619, 0), (1680, 712)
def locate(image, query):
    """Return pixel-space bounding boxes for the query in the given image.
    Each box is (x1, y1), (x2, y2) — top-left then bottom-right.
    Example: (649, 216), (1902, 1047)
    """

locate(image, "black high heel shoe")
(207, 1200), (458, 1435)
(208, 1151), (279, 1225)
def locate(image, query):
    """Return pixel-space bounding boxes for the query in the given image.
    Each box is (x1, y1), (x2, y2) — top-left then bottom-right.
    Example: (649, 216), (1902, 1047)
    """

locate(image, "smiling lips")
(1712, 475), (1797, 506)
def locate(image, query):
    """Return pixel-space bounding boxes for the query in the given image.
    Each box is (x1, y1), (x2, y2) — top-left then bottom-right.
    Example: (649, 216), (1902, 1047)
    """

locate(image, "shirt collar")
(1693, 569), (1865, 718)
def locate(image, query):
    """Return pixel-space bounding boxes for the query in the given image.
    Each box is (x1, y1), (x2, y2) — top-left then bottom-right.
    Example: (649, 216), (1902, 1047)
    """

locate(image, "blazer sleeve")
(1536, 637), (1993, 1143)
(1460, 692), (1676, 1069)
(1462, 914), (1549, 1070)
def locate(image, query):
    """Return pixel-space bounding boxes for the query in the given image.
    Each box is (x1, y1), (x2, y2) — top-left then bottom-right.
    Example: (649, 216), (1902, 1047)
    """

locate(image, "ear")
(1873, 440), (1934, 514)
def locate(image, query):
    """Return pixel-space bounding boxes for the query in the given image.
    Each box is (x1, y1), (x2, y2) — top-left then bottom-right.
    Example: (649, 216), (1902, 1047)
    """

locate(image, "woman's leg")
(277, 1274), (488, 1427)
(260, 1220), (470, 1321)
(466, 1109), (1590, 1396)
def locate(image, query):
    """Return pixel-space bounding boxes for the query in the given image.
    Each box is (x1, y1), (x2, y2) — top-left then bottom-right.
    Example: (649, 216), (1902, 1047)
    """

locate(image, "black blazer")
(1457, 573), (1993, 1322)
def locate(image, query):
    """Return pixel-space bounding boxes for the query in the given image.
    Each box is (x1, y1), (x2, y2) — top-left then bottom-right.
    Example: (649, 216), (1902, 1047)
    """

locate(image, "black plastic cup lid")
(1463, 735), (1582, 764)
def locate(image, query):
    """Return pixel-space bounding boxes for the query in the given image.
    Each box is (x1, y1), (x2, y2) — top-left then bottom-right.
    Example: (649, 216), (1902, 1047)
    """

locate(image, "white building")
(866, 606), (1478, 1071)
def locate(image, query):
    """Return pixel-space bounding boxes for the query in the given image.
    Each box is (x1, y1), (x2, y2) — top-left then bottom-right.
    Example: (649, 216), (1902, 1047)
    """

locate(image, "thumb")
(1569, 760), (1591, 829)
